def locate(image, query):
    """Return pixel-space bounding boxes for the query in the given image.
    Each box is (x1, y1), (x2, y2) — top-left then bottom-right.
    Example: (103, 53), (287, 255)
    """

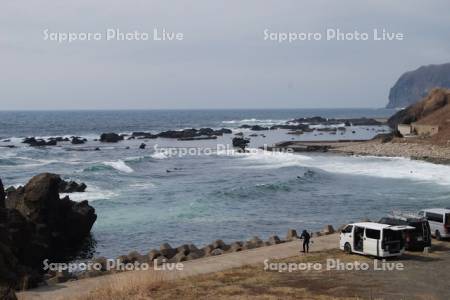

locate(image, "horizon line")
(0, 107), (395, 112)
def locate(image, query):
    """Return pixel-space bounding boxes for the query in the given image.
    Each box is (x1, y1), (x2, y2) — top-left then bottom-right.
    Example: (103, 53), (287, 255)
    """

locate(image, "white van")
(418, 208), (450, 240)
(340, 222), (413, 258)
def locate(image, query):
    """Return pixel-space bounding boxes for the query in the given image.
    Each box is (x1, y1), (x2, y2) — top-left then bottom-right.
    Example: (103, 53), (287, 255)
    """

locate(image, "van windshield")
(383, 229), (402, 242)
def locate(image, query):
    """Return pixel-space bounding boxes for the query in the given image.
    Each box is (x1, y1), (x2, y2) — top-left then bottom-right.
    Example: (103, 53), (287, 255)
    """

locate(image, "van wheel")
(344, 243), (352, 254)
(435, 230), (442, 241)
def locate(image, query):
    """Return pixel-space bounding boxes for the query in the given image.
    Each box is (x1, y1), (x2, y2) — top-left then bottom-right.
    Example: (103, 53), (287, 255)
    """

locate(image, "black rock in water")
(58, 179), (87, 193)
(232, 137), (250, 150)
(100, 133), (124, 143)
(71, 137), (87, 145)
(158, 128), (232, 139)
(22, 137), (57, 147)
(1, 173), (97, 291)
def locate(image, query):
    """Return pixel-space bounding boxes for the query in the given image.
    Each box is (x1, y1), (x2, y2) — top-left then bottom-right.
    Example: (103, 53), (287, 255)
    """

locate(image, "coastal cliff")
(387, 63), (450, 108)
(388, 88), (450, 144)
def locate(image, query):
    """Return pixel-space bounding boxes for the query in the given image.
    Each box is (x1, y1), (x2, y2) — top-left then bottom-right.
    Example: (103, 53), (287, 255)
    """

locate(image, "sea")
(1, 109), (450, 259)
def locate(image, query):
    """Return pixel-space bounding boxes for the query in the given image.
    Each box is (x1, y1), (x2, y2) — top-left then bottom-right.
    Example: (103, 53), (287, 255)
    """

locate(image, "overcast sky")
(0, 0), (449, 110)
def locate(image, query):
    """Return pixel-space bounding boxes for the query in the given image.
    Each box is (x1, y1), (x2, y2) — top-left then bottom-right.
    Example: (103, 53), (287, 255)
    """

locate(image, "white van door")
(364, 228), (380, 256)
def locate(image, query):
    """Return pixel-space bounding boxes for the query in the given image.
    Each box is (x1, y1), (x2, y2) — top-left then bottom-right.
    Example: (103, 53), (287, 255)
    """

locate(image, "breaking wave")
(222, 149), (450, 186)
(103, 160), (134, 173)
(222, 118), (288, 126)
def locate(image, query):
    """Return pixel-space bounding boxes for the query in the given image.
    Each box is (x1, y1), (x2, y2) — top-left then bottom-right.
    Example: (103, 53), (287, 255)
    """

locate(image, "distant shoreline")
(272, 139), (450, 165)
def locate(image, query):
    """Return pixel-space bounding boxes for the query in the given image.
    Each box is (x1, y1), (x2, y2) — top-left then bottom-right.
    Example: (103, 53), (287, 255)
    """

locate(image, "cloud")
(0, 0), (449, 109)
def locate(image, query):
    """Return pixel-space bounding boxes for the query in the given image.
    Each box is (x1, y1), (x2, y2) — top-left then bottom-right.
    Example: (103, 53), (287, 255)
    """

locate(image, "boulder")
(321, 225), (335, 235)
(202, 245), (214, 256)
(0, 179), (4, 208)
(58, 180), (87, 193)
(5, 173), (96, 249)
(230, 241), (243, 252)
(212, 239), (227, 250)
(116, 255), (131, 265)
(127, 251), (143, 263)
(210, 249), (224, 256)
(243, 241), (256, 250)
(154, 256), (168, 266)
(0, 174), (96, 292)
(232, 137), (250, 150)
(187, 244), (200, 253)
(147, 249), (161, 261)
(171, 252), (187, 263)
(93, 257), (108, 271)
(71, 137), (86, 145)
(249, 236), (263, 247)
(160, 243), (176, 259)
(286, 229), (299, 241)
(267, 235), (281, 245)
(186, 250), (203, 261)
(176, 244), (190, 255)
(100, 133), (123, 143)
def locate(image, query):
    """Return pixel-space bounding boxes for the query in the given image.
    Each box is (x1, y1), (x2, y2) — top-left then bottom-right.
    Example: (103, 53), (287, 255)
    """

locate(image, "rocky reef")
(0, 174), (97, 298)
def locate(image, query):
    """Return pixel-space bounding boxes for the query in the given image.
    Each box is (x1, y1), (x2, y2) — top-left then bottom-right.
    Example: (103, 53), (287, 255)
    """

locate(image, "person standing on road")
(300, 230), (311, 253)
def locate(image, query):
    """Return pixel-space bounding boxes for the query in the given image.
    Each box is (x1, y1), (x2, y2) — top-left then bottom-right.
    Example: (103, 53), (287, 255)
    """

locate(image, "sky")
(0, 0), (449, 110)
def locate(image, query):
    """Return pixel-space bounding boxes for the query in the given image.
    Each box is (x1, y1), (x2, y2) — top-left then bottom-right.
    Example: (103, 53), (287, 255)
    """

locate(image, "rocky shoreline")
(270, 137), (450, 164)
(0, 173), (343, 297)
(0, 174), (96, 299)
(48, 225), (336, 285)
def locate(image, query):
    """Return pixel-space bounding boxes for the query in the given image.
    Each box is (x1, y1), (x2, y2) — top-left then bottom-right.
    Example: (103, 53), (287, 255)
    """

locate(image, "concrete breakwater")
(46, 225), (336, 284)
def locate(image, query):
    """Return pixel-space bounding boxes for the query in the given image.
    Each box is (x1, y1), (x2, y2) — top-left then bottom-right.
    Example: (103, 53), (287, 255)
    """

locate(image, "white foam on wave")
(151, 152), (168, 159)
(129, 182), (155, 189)
(305, 155), (450, 186)
(222, 118), (288, 126)
(227, 149), (450, 186)
(217, 148), (312, 169)
(61, 187), (118, 202)
(103, 160), (134, 173)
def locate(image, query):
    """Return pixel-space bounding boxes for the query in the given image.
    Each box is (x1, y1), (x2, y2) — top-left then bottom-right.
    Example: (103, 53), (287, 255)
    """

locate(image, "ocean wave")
(0, 156), (61, 168)
(0, 158), (18, 166)
(219, 149), (450, 186)
(103, 160), (134, 173)
(83, 160), (134, 173)
(151, 152), (168, 159)
(129, 182), (155, 189)
(222, 118), (288, 126)
(217, 148), (312, 169)
(61, 187), (118, 202)
(306, 155), (450, 186)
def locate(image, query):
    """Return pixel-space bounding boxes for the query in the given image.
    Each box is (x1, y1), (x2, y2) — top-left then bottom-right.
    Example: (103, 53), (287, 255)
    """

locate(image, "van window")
(365, 228), (380, 239)
(426, 212), (443, 223)
(341, 225), (353, 233)
(383, 229), (402, 242)
(446, 214), (450, 226)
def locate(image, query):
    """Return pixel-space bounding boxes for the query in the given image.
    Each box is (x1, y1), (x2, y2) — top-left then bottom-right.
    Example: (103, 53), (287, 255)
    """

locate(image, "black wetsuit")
(300, 231), (311, 253)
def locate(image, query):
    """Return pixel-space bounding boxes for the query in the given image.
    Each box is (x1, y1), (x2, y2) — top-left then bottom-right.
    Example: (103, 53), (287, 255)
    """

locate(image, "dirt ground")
(82, 240), (450, 300)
